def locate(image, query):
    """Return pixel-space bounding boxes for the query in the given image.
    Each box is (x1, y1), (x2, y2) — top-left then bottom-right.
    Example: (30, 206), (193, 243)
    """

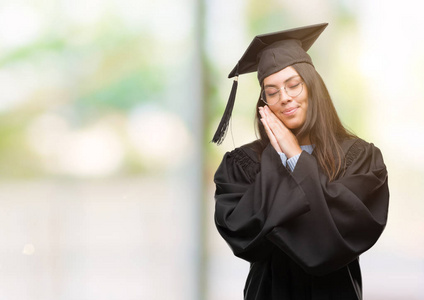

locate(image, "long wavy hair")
(253, 63), (356, 181)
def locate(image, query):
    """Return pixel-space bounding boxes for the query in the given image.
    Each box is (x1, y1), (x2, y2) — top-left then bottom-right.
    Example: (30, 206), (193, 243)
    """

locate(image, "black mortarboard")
(212, 23), (328, 144)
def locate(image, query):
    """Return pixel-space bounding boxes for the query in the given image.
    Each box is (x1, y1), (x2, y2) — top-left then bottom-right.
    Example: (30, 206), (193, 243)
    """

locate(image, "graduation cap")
(212, 23), (328, 144)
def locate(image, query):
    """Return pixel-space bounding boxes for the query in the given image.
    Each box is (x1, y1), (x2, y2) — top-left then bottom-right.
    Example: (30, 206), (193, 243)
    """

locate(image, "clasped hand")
(258, 106), (302, 159)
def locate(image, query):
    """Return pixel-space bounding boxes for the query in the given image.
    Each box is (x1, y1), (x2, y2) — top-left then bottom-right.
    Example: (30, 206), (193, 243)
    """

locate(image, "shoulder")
(227, 140), (262, 163)
(219, 140), (262, 183)
(340, 137), (382, 155)
(340, 137), (369, 152)
(339, 137), (386, 174)
(340, 138), (370, 167)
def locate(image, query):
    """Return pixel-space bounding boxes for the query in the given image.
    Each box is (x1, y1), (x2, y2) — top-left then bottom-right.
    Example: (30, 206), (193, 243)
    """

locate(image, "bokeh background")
(0, 0), (423, 299)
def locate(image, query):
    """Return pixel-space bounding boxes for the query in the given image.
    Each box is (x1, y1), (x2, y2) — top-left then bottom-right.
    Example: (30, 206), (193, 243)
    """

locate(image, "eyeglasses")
(261, 79), (304, 106)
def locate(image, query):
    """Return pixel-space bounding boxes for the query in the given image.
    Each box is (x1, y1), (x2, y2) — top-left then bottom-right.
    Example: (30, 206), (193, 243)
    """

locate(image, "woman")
(212, 23), (389, 300)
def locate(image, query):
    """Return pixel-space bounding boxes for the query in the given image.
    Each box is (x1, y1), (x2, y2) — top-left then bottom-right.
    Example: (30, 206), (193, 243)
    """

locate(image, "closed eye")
(288, 83), (301, 89)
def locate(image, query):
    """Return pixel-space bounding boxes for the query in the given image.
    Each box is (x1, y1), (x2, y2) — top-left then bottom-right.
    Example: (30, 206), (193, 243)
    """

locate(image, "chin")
(283, 121), (302, 131)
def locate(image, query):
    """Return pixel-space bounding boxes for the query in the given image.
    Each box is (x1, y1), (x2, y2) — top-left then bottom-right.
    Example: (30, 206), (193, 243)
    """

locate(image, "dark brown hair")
(253, 63), (356, 181)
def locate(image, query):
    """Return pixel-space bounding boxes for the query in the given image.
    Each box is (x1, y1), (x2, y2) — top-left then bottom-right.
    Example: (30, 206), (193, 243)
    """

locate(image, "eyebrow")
(264, 75), (301, 88)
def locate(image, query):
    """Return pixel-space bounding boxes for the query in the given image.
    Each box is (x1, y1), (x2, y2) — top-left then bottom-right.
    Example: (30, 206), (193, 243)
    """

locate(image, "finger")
(265, 112), (283, 135)
(263, 106), (279, 126)
(263, 107), (299, 156)
(258, 106), (265, 118)
(264, 106), (289, 134)
(264, 106), (283, 124)
(258, 106), (266, 119)
(260, 117), (282, 153)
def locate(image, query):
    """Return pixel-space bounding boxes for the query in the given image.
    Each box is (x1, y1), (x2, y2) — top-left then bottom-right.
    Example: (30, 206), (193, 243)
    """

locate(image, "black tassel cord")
(211, 76), (238, 144)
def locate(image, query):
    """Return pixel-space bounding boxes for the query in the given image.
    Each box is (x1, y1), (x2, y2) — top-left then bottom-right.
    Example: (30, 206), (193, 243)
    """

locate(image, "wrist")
(285, 146), (302, 159)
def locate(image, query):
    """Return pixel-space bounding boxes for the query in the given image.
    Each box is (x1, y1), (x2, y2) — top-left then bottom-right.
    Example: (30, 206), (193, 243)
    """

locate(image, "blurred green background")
(0, 0), (423, 299)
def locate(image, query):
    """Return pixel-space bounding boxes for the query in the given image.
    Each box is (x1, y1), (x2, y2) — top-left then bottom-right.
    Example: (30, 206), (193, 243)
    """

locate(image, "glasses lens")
(261, 88), (280, 105)
(261, 81), (303, 105)
(286, 82), (303, 97)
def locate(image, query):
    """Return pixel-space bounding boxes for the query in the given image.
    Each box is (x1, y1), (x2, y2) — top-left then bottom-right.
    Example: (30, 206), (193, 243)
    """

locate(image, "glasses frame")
(260, 81), (304, 106)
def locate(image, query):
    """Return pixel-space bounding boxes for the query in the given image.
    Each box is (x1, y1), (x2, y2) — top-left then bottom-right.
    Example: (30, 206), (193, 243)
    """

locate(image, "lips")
(282, 107), (299, 116)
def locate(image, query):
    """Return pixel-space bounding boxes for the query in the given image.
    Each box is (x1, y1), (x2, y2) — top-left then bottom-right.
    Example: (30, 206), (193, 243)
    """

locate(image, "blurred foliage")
(0, 8), (166, 178)
(0, 114), (40, 177)
(246, 1), (293, 34)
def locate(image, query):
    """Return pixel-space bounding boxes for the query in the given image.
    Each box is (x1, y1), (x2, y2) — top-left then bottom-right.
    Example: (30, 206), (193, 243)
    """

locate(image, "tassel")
(211, 76), (238, 144)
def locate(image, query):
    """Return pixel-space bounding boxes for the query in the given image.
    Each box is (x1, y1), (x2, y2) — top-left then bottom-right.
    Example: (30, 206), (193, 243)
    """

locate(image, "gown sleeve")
(266, 139), (389, 276)
(214, 143), (311, 262)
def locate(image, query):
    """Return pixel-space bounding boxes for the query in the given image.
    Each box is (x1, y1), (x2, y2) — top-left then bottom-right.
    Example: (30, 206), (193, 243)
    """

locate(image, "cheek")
(269, 106), (279, 115)
(299, 93), (309, 114)
(267, 106), (284, 123)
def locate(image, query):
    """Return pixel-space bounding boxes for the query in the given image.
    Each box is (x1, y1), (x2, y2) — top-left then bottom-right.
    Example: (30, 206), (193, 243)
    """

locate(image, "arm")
(278, 151), (303, 171)
(266, 140), (389, 276)
(214, 145), (310, 262)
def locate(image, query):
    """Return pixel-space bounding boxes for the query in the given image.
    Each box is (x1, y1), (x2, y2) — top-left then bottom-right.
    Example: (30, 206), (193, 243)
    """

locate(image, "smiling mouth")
(283, 107), (298, 115)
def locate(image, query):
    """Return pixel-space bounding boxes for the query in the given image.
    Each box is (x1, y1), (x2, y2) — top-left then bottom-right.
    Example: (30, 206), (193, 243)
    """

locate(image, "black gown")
(214, 138), (389, 300)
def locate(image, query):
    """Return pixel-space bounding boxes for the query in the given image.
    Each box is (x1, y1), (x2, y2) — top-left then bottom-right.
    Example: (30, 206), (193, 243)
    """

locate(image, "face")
(262, 66), (308, 131)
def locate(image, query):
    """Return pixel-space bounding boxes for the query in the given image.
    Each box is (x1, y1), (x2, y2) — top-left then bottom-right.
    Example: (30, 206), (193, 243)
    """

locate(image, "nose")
(279, 88), (292, 104)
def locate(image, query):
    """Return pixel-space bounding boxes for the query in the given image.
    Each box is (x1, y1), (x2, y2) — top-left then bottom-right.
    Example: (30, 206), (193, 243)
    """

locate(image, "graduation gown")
(214, 138), (389, 300)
